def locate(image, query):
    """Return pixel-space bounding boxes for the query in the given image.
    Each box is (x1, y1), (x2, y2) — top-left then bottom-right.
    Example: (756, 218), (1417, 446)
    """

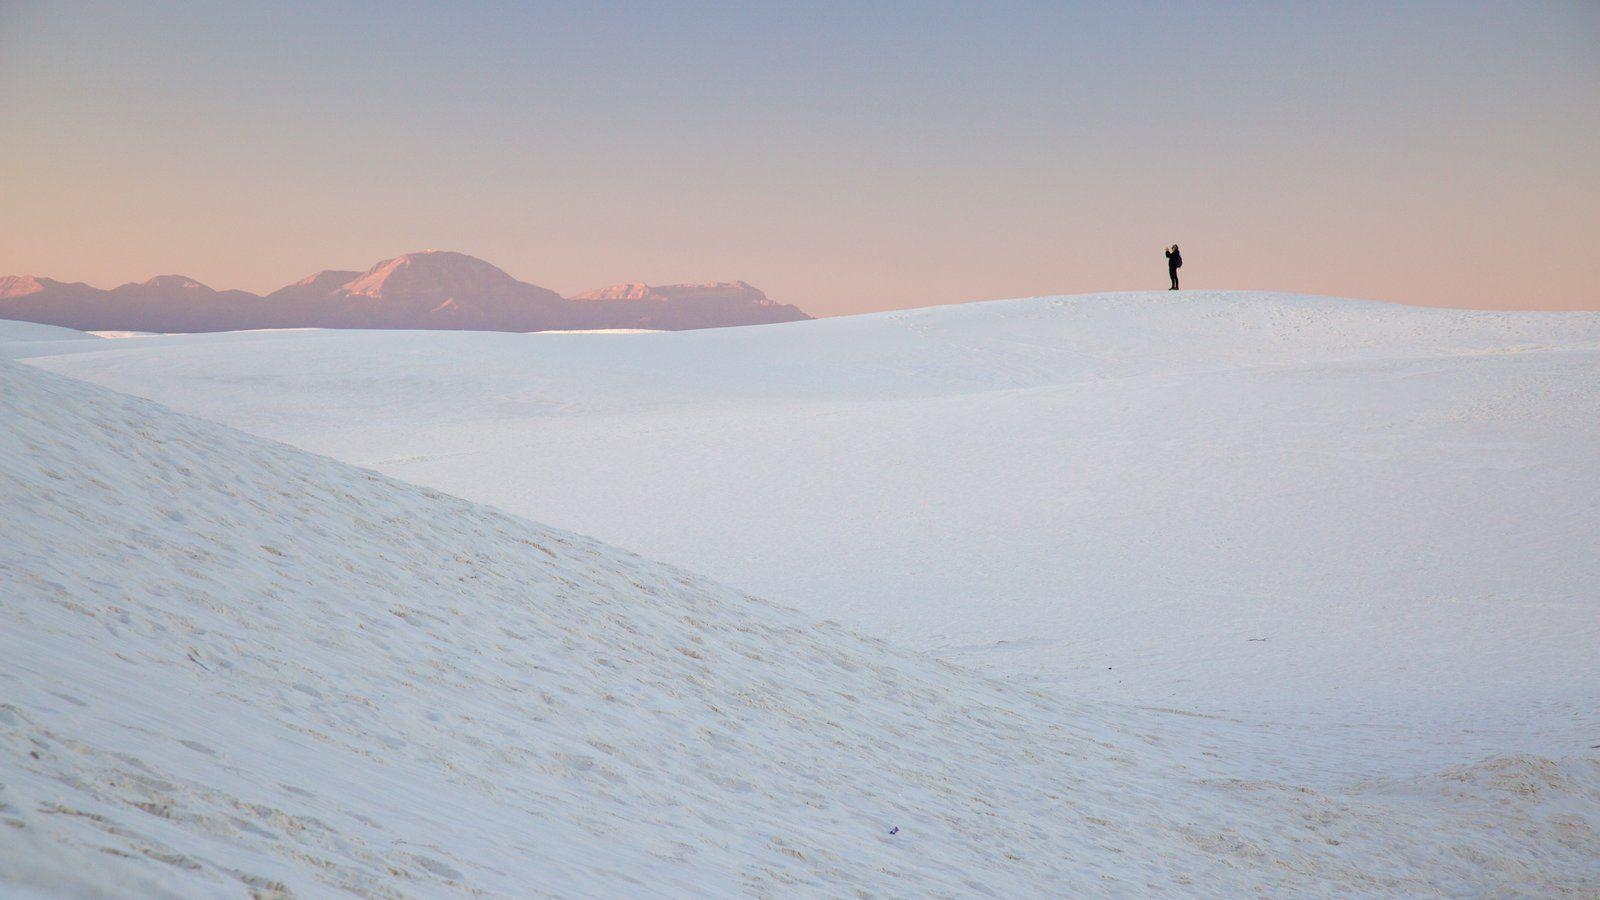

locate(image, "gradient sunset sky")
(3, 1), (1596, 315)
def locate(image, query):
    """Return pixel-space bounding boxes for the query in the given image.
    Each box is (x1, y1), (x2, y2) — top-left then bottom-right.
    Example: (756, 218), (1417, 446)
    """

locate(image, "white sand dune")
(22, 292), (1600, 767)
(3, 349), (1599, 896)
(0, 320), (98, 358)
(6, 293), (1599, 895)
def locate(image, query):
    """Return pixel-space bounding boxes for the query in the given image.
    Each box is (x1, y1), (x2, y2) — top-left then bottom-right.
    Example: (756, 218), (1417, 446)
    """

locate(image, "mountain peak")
(0, 275), (46, 299)
(570, 281), (770, 304)
(342, 251), (520, 299)
(289, 269), (362, 290)
(132, 275), (212, 293)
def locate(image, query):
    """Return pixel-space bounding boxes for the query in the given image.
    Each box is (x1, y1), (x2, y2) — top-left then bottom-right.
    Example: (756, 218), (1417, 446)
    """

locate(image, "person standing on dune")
(1165, 244), (1182, 290)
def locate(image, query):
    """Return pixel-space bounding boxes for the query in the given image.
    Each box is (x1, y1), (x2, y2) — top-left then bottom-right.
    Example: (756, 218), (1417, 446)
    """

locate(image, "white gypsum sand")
(7, 292), (1599, 894)
(21, 292), (1600, 767)
(4, 347), (1599, 895)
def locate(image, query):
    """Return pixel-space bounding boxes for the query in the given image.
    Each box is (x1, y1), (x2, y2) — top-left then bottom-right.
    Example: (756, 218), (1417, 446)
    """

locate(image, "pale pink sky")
(2, 2), (1596, 315)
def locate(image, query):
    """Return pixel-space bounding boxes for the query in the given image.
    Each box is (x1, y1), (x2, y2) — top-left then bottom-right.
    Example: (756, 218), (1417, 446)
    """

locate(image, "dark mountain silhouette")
(0, 251), (810, 333)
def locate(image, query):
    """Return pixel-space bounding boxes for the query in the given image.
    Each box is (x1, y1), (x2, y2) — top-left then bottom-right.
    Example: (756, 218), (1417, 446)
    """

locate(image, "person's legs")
(1169, 268), (1179, 290)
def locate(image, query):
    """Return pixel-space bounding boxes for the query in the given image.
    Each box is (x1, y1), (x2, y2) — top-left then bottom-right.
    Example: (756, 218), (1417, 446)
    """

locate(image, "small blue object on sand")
(889, 826), (899, 836)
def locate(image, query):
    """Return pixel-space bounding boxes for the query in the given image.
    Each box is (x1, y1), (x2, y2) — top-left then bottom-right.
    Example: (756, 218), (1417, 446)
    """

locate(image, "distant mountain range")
(0, 251), (811, 333)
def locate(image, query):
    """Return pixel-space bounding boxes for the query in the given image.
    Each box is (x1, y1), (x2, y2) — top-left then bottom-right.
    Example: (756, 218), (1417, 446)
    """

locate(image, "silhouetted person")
(1165, 244), (1182, 290)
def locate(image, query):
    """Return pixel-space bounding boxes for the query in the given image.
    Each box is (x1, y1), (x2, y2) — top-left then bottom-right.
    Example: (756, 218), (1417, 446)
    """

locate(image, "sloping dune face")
(0, 318), (98, 355)
(21, 292), (1600, 753)
(4, 358), (1598, 895)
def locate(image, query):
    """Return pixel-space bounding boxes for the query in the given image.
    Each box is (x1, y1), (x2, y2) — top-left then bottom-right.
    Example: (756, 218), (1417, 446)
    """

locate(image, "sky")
(2, 1), (1597, 316)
